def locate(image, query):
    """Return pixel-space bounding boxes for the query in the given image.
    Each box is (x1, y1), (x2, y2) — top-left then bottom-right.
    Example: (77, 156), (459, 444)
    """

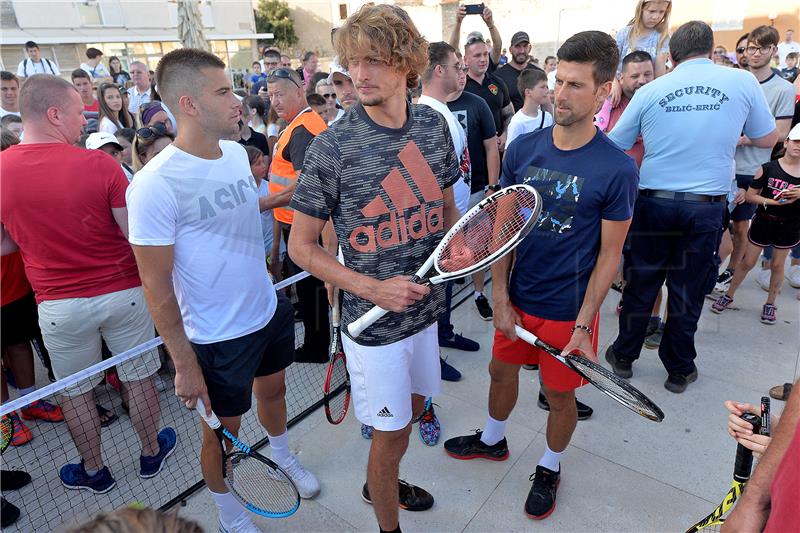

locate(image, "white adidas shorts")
(341, 323), (441, 432)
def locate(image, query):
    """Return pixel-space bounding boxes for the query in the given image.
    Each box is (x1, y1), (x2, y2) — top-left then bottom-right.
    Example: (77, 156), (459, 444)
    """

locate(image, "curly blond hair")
(335, 4), (428, 90)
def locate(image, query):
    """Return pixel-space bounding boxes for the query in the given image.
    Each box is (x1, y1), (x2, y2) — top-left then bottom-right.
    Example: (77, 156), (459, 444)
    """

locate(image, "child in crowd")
(781, 52), (798, 83)
(247, 61), (267, 92)
(306, 93), (328, 122)
(712, 123), (800, 324)
(505, 69), (553, 149)
(611, 0), (671, 105)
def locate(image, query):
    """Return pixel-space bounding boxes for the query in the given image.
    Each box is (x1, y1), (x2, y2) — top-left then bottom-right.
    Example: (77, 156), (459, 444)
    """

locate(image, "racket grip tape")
(195, 398), (222, 429)
(733, 413), (760, 482)
(347, 305), (388, 337)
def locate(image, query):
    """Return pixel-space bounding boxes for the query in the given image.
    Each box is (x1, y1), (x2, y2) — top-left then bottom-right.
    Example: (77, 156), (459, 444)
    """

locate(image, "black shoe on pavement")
(440, 357), (462, 382)
(439, 332), (480, 352)
(524, 465), (560, 520)
(444, 430), (509, 461)
(475, 295), (493, 321)
(294, 346), (329, 364)
(361, 479), (434, 511)
(605, 345), (633, 379)
(1, 498), (20, 527)
(537, 393), (593, 421)
(1, 470), (32, 491)
(664, 368), (698, 394)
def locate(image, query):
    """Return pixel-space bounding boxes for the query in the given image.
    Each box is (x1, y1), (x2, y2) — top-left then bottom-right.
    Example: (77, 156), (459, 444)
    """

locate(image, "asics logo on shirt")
(349, 141), (444, 253)
(199, 178), (256, 220)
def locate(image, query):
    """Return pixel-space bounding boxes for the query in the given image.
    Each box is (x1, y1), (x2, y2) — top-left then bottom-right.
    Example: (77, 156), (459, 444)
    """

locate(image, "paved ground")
(181, 268), (800, 532)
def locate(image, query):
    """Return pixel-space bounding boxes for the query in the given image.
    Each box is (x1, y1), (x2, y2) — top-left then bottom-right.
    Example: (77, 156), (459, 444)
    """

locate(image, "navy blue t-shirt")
(500, 126), (638, 321)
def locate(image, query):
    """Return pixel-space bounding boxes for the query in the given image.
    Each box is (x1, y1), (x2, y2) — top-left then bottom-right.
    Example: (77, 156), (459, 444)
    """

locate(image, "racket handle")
(195, 398), (221, 429)
(733, 413), (760, 482)
(331, 287), (341, 327)
(347, 305), (388, 337)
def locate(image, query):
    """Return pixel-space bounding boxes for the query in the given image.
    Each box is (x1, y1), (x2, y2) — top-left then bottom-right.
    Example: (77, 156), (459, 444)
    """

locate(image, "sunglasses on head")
(136, 121), (167, 140)
(267, 68), (301, 88)
(466, 37), (486, 47)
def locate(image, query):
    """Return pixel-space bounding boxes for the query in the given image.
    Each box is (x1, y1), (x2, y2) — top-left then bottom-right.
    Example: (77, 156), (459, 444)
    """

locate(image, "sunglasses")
(736, 47), (746, 54)
(466, 37), (486, 47)
(321, 93), (336, 99)
(136, 121), (167, 140)
(267, 68), (301, 88)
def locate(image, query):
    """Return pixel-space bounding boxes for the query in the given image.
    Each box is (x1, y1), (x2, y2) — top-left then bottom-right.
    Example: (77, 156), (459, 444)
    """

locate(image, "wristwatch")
(484, 184), (501, 193)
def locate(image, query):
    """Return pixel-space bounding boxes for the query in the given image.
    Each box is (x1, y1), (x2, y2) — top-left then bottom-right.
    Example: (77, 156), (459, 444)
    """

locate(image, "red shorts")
(492, 307), (600, 392)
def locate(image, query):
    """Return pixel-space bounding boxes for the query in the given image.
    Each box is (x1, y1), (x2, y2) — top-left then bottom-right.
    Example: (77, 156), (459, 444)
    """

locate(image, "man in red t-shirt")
(0, 74), (175, 494)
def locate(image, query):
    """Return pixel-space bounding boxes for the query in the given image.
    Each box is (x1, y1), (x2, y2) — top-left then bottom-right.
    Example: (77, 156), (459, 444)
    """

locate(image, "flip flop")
(96, 404), (118, 428)
(769, 383), (793, 401)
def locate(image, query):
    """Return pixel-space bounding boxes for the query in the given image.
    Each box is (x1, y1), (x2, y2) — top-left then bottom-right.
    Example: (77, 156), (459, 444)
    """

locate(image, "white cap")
(86, 131), (122, 151)
(788, 123), (800, 141)
(327, 57), (350, 84)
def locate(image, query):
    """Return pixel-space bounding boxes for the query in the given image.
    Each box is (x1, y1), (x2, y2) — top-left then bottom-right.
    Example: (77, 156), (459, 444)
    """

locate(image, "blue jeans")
(612, 195), (725, 375)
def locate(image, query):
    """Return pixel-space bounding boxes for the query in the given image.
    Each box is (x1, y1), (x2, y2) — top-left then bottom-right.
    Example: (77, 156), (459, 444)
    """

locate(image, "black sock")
(380, 526), (402, 533)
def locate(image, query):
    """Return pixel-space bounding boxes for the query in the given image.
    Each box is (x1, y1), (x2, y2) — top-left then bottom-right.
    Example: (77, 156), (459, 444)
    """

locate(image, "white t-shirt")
(417, 95), (471, 215)
(257, 179), (285, 258)
(98, 117), (119, 134)
(127, 141), (276, 344)
(777, 41), (800, 68)
(547, 70), (557, 91)
(328, 108), (346, 125)
(0, 107), (20, 119)
(505, 108), (553, 149)
(17, 58), (59, 77)
(80, 62), (111, 80)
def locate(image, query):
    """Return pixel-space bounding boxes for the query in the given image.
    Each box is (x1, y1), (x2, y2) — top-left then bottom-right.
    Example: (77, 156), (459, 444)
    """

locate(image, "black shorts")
(192, 293), (295, 417)
(748, 212), (800, 249)
(1, 291), (40, 350)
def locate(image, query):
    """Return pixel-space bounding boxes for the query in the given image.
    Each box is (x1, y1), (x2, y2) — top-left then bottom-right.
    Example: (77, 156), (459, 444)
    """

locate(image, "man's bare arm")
(259, 184), (295, 211)
(483, 137), (501, 186)
(111, 207), (129, 238)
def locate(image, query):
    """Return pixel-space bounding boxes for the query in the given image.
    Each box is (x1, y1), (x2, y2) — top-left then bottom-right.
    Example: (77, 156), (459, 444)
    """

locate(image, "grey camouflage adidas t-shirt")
(291, 103), (460, 346)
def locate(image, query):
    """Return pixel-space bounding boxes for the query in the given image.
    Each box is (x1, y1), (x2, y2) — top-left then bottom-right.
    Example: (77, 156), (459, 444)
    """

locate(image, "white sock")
(474, 291), (483, 299)
(18, 386), (36, 396)
(210, 488), (245, 525)
(538, 443), (562, 472)
(268, 430), (290, 465)
(480, 415), (506, 446)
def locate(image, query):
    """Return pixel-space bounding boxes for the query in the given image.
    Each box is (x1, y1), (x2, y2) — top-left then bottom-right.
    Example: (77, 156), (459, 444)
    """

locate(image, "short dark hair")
(302, 51), (316, 63)
(24, 41), (38, 50)
(263, 49), (281, 62)
(86, 47), (103, 60)
(669, 21), (714, 64)
(0, 71), (19, 85)
(155, 48), (226, 110)
(517, 68), (547, 96)
(1, 129), (20, 150)
(243, 95), (266, 118)
(736, 33), (750, 48)
(423, 41), (456, 82)
(1, 114), (22, 127)
(749, 25), (780, 48)
(545, 56), (557, 64)
(71, 68), (91, 82)
(252, 61), (261, 67)
(243, 144), (264, 165)
(306, 93), (325, 106)
(115, 127), (135, 144)
(622, 50), (654, 70)
(787, 52), (799, 60)
(556, 30), (618, 86)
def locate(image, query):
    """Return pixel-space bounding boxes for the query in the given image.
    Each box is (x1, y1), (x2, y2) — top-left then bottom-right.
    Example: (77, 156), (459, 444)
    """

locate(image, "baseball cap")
(86, 131), (122, 151)
(327, 57), (350, 84)
(788, 123), (800, 141)
(511, 31), (530, 46)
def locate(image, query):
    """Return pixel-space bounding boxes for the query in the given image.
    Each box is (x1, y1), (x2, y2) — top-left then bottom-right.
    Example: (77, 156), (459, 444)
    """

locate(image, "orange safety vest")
(269, 108), (327, 225)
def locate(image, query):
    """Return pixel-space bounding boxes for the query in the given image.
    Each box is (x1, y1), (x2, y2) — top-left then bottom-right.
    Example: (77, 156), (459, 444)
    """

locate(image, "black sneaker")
(604, 345), (632, 379)
(524, 464), (560, 520)
(475, 295), (493, 321)
(361, 479), (434, 511)
(715, 269), (734, 292)
(444, 430), (509, 461)
(1, 470), (31, 491)
(664, 368), (698, 394)
(537, 393), (593, 421)
(1, 498), (20, 528)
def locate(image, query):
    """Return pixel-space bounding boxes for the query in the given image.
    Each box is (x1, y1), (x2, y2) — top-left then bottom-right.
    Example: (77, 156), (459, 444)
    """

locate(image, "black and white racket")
(348, 184), (542, 337)
(324, 288), (350, 424)
(514, 326), (664, 422)
(196, 399), (300, 518)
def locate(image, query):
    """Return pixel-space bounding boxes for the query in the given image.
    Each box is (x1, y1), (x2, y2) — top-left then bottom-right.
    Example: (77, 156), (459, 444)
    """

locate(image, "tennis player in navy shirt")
(445, 31), (637, 521)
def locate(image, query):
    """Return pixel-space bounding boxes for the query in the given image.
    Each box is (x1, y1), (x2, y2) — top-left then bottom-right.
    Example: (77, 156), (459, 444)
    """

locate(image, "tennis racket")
(759, 396), (770, 436)
(324, 288), (350, 424)
(685, 413), (762, 532)
(196, 399), (300, 518)
(513, 326), (664, 422)
(1, 414), (13, 454)
(348, 184), (542, 337)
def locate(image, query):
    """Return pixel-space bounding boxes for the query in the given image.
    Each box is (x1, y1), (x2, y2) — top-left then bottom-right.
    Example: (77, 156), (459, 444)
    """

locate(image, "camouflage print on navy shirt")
(291, 103), (460, 346)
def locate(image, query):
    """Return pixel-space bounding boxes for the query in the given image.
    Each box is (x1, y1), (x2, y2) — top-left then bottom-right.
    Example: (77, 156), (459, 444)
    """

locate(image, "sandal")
(769, 383), (793, 401)
(96, 404), (118, 428)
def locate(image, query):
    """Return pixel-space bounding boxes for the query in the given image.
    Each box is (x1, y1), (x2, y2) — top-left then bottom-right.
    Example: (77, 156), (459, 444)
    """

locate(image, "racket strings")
(226, 455), (297, 514)
(566, 357), (664, 422)
(1, 415), (13, 452)
(438, 190), (540, 273)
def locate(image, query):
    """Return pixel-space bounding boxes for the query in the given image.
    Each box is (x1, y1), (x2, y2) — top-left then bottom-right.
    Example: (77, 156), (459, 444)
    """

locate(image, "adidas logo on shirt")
(377, 406), (394, 418)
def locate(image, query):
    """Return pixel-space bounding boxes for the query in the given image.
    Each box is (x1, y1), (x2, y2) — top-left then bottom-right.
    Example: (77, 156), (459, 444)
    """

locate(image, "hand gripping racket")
(348, 184), (542, 337)
(513, 326), (664, 422)
(324, 288), (350, 424)
(685, 413), (762, 532)
(196, 399), (300, 518)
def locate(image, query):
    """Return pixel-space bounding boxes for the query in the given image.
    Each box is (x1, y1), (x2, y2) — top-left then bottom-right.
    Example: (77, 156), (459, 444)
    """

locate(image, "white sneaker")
(279, 453), (320, 499)
(786, 265), (800, 289)
(219, 512), (263, 533)
(756, 269), (771, 292)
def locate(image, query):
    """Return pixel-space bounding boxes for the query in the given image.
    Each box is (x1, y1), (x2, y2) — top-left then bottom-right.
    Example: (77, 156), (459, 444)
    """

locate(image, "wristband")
(571, 324), (593, 336)
(484, 184), (501, 193)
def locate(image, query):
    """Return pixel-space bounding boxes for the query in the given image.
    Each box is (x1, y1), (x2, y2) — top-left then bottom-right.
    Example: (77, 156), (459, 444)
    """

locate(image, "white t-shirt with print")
(127, 141), (276, 344)
(80, 62), (111, 79)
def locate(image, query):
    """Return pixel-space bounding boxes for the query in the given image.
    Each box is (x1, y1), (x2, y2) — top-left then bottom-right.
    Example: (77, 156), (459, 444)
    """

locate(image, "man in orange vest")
(267, 68), (330, 363)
